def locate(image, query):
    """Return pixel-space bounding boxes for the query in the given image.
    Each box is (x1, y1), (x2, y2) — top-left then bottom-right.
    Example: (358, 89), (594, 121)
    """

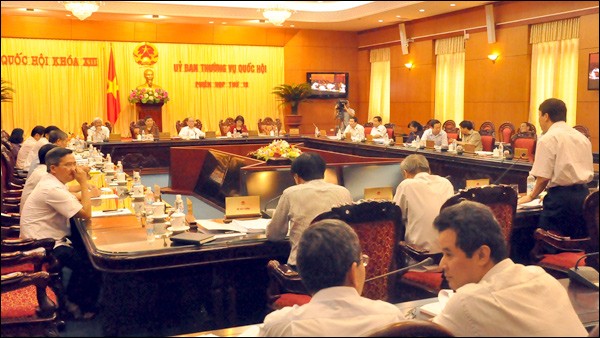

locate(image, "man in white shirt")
(393, 154), (454, 253)
(266, 152), (352, 267)
(432, 201), (587, 337)
(86, 117), (110, 142)
(16, 125), (45, 170)
(518, 98), (593, 239)
(260, 219), (406, 337)
(420, 119), (448, 147)
(343, 117), (365, 141)
(26, 127), (64, 178)
(178, 117), (205, 139)
(20, 147), (101, 319)
(370, 116), (387, 139)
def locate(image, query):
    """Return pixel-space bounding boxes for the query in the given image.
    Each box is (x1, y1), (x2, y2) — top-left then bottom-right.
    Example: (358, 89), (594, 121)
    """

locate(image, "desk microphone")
(261, 194), (282, 219)
(492, 156), (524, 185)
(568, 252), (599, 290)
(365, 257), (434, 283)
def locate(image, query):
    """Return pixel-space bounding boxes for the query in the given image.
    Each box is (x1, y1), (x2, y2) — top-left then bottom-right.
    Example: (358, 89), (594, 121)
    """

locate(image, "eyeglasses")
(360, 254), (369, 267)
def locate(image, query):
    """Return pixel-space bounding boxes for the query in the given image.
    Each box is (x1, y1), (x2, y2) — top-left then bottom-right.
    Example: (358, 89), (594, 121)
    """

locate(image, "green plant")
(272, 83), (312, 115)
(1, 78), (14, 102)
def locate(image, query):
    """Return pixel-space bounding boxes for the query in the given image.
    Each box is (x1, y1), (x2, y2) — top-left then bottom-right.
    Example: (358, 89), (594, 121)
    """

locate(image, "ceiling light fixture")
(61, 1), (103, 21)
(261, 6), (293, 26)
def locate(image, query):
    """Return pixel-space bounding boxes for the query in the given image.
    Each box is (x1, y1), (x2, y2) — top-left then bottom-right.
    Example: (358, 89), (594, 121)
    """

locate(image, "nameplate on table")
(159, 132), (170, 139)
(465, 178), (490, 189)
(514, 147), (528, 160)
(364, 187), (393, 201)
(288, 128), (300, 136)
(204, 131), (216, 138)
(425, 140), (435, 149)
(225, 196), (261, 219)
(108, 133), (121, 142)
(463, 143), (476, 153)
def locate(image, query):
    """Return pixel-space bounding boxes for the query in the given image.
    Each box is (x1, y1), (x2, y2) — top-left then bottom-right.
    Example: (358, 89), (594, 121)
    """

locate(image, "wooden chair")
(104, 121), (112, 133)
(531, 190), (599, 278)
(443, 120), (459, 141)
(363, 122), (374, 136)
(257, 117), (282, 135)
(218, 118), (235, 136)
(266, 201), (404, 310)
(81, 122), (89, 141)
(424, 119), (434, 131)
(366, 320), (454, 337)
(397, 185), (517, 301)
(574, 125), (591, 140)
(480, 135), (496, 152)
(384, 123), (395, 139)
(498, 122), (515, 143)
(130, 119), (144, 138)
(511, 135), (536, 162)
(175, 120), (184, 134)
(479, 121), (495, 137)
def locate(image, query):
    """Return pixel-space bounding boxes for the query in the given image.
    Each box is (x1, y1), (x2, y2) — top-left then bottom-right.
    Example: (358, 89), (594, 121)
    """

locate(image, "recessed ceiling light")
(25, 8), (36, 12)
(378, 19), (384, 23)
(221, 22), (227, 24)
(290, 24), (295, 27)
(396, 15), (401, 18)
(450, 3), (456, 7)
(419, 9), (425, 12)
(152, 14), (160, 19)
(208, 21), (214, 24)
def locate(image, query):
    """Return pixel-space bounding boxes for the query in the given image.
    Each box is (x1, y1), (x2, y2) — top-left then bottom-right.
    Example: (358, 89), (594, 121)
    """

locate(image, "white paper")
(419, 289), (454, 316)
(237, 324), (261, 337)
(196, 219), (248, 233)
(91, 194), (119, 200)
(231, 218), (270, 233)
(92, 209), (133, 218)
(517, 198), (543, 210)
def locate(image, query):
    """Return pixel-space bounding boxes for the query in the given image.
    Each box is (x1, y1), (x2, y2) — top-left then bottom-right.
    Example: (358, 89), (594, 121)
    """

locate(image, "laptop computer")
(224, 196), (261, 220)
(364, 187), (393, 201)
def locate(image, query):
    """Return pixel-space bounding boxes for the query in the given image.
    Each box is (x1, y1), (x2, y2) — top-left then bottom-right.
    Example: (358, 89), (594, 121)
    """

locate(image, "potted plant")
(1, 78), (14, 102)
(272, 83), (312, 130)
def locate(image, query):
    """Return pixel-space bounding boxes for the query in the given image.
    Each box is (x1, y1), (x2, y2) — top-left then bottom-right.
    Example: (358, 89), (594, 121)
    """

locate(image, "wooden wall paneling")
(214, 26), (268, 46)
(156, 23), (214, 44)
(1, 16), (72, 39)
(72, 20), (136, 41)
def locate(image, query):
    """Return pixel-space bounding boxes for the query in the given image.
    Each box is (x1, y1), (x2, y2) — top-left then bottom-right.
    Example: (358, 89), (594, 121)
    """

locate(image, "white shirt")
(266, 179), (352, 266)
(16, 136), (38, 170)
(20, 173), (82, 246)
(260, 286), (406, 337)
(25, 138), (49, 178)
(20, 164), (47, 213)
(87, 125), (110, 142)
(370, 125), (387, 138)
(530, 121), (593, 188)
(393, 172), (454, 253)
(421, 129), (449, 147)
(178, 126), (205, 139)
(343, 124), (365, 141)
(433, 259), (588, 337)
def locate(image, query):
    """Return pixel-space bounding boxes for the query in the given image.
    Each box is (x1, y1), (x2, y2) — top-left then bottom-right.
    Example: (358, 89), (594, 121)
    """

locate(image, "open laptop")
(224, 196), (261, 220)
(364, 187), (393, 201)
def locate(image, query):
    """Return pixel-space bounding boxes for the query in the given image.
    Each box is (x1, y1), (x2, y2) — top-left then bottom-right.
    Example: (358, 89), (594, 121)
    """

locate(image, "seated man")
(431, 201), (587, 336)
(260, 219), (406, 336)
(25, 125), (59, 176)
(266, 152), (352, 268)
(16, 125), (45, 170)
(370, 116), (387, 139)
(20, 147), (102, 319)
(511, 122), (537, 141)
(458, 120), (482, 151)
(86, 117), (110, 142)
(27, 128), (67, 178)
(393, 154), (454, 254)
(343, 116), (365, 141)
(420, 119), (448, 147)
(178, 116), (205, 139)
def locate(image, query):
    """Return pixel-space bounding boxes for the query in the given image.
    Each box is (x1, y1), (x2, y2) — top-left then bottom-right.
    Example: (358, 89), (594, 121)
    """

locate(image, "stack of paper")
(517, 198), (543, 210)
(231, 218), (270, 233)
(196, 219), (247, 234)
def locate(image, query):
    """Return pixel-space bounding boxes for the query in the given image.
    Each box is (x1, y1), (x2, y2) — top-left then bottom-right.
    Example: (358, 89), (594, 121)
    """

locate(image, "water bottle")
(174, 194), (184, 214)
(106, 154), (111, 164)
(141, 129), (146, 140)
(274, 125), (279, 137)
(526, 174), (535, 196)
(498, 142), (504, 158)
(116, 161), (123, 173)
(315, 126), (320, 137)
(146, 219), (155, 242)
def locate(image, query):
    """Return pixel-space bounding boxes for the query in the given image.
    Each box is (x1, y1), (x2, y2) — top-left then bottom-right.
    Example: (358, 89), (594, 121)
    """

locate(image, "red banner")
(106, 47), (121, 124)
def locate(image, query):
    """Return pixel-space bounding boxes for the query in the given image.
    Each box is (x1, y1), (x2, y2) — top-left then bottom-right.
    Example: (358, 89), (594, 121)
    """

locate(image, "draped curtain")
(0, 38), (284, 137)
(529, 18), (579, 131)
(368, 48), (390, 123)
(434, 36), (465, 124)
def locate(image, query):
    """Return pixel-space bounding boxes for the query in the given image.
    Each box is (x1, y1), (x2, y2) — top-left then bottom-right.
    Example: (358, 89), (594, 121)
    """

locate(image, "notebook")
(170, 232), (215, 245)
(364, 187), (393, 200)
(225, 196), (261, 219)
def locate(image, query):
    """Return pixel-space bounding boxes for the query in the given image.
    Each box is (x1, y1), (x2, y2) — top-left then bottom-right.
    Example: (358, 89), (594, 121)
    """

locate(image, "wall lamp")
(404, 62), (414, 70)
(488, 53), (499, 63)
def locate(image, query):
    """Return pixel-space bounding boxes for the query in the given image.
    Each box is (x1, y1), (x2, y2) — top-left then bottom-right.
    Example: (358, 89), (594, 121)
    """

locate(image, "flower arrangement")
(248, 140), (302, 161)
(128, 88), (170, 104)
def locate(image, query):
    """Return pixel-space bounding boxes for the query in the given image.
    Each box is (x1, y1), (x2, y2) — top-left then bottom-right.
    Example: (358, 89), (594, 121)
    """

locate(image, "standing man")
(432, 201), (587, 336)
(266, 152), (353, 268)
(518, 98), (593, 238)
(334, 99), (355, 132)
(20, 147), (101, 319)
(370, 116), (387, 139)
(393, 154), (454, 254)
(420, 119), (449, 147)
(458, 120), (482, 151)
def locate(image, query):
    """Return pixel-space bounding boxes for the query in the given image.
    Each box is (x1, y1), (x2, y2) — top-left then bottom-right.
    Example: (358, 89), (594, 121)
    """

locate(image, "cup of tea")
(152, 202), (165, 216)
(170, 212), (186, 229)
(132, 185), (144, 197)
(116, 172), (126, 182)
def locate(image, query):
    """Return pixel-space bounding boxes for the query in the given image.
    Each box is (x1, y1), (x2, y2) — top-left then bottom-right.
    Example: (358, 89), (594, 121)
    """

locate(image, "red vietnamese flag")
(106, 47), (121, 125)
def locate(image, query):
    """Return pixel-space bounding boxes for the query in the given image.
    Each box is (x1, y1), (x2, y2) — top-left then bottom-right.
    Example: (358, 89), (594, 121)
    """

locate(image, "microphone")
(261, 194), (282, 219)
(365, 257), (434, 282)
(492, 155), (525, 185)
(568, 252), (599, 290)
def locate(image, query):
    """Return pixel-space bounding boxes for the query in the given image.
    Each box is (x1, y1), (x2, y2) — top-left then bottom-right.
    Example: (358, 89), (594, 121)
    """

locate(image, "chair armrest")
(533, 228), (590, 251)
(398, 241), (443, 264)
(266, 260), (307, 295)
(1, 271), (56, 317)
(2, 189), (22, 197)
(1, 247), (46, 271)
(2, 237), (55, 253)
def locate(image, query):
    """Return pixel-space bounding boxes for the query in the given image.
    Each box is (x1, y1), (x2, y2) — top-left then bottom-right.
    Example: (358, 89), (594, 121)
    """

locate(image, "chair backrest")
(384, 123), (395, 139)
(363, 122), (373, 137)
(573, 125), (591, 140)
(424, 119), (434, 131)
(312, 201), (404, 301)
(81, 122), (89, 140)
(257, 117), (282, 135)
(366, 320), (454, 337)
(512, 136), (536, 161)
(583, 191), (599, 262)
(442, 120), (458, 134)
(479, 121), (495, 137)
(105, 121), (112, 133)
(441, 185), (518, 250)
(480, 135), (495, 152)
(446, 132), (459, 142)
(498, 122), (515, 143)
(175, 120), (183, 134)
(219, 117), (235, 136)
(0, 130), (9, 143)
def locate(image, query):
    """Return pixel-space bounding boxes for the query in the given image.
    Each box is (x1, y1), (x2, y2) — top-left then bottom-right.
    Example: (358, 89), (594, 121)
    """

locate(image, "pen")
(102, 209), (120, 212)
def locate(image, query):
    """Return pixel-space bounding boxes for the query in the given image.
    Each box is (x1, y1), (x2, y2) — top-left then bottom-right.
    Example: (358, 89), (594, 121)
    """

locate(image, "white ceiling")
(1, 1), (493, 31)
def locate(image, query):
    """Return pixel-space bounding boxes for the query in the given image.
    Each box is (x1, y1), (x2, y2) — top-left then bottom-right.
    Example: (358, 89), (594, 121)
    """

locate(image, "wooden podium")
(136, 103), (164, 130)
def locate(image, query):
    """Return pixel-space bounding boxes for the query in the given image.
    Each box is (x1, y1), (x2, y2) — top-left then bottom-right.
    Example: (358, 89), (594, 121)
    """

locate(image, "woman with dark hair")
(228, 115), (249, 137)
(141, 116), (160, 140)
(7, 128), (24, 158)
(406, 121), (424, 143)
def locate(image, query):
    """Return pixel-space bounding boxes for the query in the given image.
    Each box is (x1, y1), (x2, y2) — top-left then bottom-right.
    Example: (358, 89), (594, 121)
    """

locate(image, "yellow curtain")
(368, 48), (390, 123)
(529, 18), (579, 131)
(434, 36), (465, 124)
(0, 38), (284, 137)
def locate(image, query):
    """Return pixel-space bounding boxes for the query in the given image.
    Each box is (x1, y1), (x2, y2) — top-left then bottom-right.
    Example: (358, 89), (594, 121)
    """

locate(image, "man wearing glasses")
(260, 219), (405, 336)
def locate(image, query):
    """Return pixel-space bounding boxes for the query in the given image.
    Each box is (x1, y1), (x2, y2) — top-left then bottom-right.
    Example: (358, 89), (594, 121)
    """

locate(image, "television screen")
(588, 52), (599, 90)
(306, 72), (349, 99)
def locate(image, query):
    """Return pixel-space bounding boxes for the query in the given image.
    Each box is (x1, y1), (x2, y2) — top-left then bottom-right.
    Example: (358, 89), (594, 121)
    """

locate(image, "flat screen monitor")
(342, 163), (404, 201)
(589, 52), (599, 90)
(306, 72), (349, 99)
(194, 150), (246, 208)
